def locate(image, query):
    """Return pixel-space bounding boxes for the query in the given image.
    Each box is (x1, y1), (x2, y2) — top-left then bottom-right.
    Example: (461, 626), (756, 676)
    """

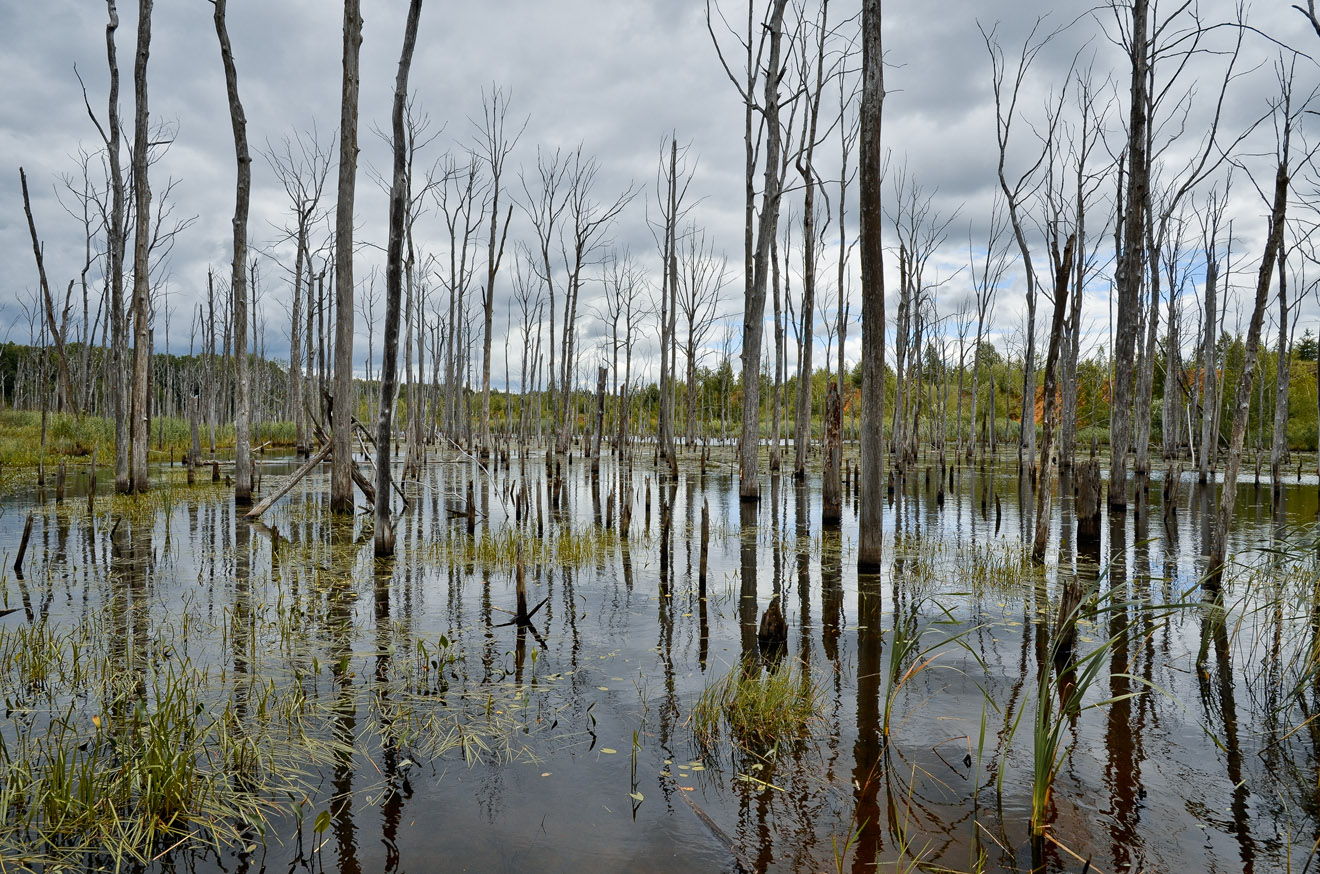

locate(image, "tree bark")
(1109, 0), (1150, 510)
(857, 0), (885, 568)
(738, 0), (789, 502)
(19, 170), (81, 419)
(1270, 246), (1291, 489)
(373, 0), (423, 556)
(1032, 233), (1074, 562)
(1208, 93), (1291, 579)
(128, 0), (153, 493)
(214, 0), (252, 505)
(331, 0), (362, 514)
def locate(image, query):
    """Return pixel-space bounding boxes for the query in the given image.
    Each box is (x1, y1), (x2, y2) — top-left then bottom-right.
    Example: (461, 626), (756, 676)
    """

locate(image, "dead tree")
(128, 0), (153, 493)
(77, 1), (131, 491)
(968, 200), (1009, 460)
(792, 0), (834, 479)
(678, 229), (728, 447)
(857, 0), (885, 569)
(981, 19), (1069, 474)
(708, 0), (791, 501)
(266, 127), (332, 459)
(214, 0), (253, 504)
(1209, 67), (1298, 580)
(331, 0), (363, 514)
(474, 87), (521, 460)
(374, 0), (424, 556)
(19, 170), (81, 418)
(1032, 231), (1075, 562)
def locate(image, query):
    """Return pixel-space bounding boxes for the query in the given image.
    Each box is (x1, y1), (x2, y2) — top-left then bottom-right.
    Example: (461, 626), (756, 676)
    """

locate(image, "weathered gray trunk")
(20, 170), (81, 419)
(374, 0), (423, 556)
(128, 0), (153, 494)
(792, 2), (828, 478)
(331, 0), (362, 514)
(1209, 106), (1291, 578)
(290, 230), (306, 456)
(100, 1), (131, 493)
(477, 93), (515, 460)
(1270, 247), (1290, 488)
(857, 0), (885, 568)
(1032, 233), (1074, 563)
(1197, 256), (1219, 482)
(214, 0), (252, 505)
(822, 379), (841, 525)
(1133, 227), (1161, 481)
(1109, 0), (1150, 509)
(738, 0), (789, 501)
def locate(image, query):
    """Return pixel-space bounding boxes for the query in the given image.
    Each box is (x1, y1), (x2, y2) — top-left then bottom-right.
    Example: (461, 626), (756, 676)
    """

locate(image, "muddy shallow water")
(2, 446), (1318, 873)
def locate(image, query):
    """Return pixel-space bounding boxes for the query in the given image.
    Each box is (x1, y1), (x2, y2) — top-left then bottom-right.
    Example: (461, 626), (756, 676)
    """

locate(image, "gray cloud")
(1, 0), (1316, 392)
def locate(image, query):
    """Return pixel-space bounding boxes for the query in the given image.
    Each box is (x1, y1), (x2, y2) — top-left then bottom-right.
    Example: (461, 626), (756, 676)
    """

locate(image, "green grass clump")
(0, 410), (300, 468)
(692, 657), (822, 752)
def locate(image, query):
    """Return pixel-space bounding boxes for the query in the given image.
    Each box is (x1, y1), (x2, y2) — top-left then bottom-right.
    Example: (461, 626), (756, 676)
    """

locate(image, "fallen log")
(245, 442), (332, 518)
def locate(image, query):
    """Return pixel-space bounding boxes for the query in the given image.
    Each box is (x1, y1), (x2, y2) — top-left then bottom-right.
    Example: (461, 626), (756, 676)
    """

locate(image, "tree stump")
(1076, 458), (1102, 543)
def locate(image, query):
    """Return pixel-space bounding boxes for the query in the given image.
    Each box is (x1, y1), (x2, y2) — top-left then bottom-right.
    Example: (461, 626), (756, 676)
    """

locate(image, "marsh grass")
(421, 524), (617, 572)
(0, 574), (536, 867)
(692, 657), (823, 753)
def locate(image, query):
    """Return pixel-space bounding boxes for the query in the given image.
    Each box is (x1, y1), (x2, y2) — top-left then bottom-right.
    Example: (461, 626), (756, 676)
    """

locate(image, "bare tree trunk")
(128, 0), (153, 493)
(98, 1), (132, 493)
(1109, 0), (1150, 510)
(1270, 246), (1291, 489)
(374, 0), (423, 556)
(793, 0), (829, 479)
(331, 0), (362, 514)
(857, 0), (885, 568)
(1032, 233), (1074, 562)
(738, 0), (789, 502)
(477, 89), (518, 460)
(214, 0), (252, 505)
(1197, 208), (1222, 483)
(1209, 85), (1292, 579)
(822, 379), (841, 525)
(290, 234), (305, 456)
(20, 170), (81, 419)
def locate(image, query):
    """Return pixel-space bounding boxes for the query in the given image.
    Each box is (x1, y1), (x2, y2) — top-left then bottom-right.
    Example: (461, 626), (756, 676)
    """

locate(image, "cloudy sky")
(1, 0), (1315, 390)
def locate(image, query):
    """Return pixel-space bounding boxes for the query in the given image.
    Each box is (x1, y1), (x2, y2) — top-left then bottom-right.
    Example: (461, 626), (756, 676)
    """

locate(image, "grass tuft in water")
(692, 657), (823, 753)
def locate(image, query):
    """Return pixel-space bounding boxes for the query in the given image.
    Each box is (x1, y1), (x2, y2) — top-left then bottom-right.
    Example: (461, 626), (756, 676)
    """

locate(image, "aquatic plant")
(691, 656), (823, 753)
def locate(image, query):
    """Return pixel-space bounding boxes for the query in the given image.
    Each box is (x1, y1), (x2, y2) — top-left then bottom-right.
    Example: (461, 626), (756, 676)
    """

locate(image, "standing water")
(0, 446), (1317, 872)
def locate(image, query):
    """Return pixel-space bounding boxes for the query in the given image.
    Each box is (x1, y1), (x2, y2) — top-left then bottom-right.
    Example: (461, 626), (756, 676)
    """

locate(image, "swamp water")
(1, 448), (1319, 873)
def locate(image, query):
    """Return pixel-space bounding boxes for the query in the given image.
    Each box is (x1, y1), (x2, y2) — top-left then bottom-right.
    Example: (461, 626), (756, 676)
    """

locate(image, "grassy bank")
(0, 411), (298, 467)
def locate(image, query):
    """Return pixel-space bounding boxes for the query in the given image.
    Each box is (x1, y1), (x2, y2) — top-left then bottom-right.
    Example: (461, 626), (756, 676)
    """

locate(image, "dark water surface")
(2, 447), (1319, 873)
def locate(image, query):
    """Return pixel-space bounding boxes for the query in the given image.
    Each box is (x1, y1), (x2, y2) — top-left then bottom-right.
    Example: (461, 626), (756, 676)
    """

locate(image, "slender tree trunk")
(214, 0), (252, 504)
(857, 0), (885, 568)
(374, 0), (423, 556)
(20, 170), (81, 419)
(1198, 253), (1219, 482)
(331, 0), (362, 513)
(738, 0), (789, 502)
(102, 1), (131, 493)
(128, 0), (153, 493)
(1032, 234), (1074, 562)
(290, 230), (306, 457)
(1209, 97), (1291, 578)
(1110, 0), (1150, 509)
(1270, 247), (1290, 488)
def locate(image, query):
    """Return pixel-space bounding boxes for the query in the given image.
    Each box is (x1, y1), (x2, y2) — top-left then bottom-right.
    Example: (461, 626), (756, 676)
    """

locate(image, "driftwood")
(245, 442), (332, 518)
(14, 513), (34, 577)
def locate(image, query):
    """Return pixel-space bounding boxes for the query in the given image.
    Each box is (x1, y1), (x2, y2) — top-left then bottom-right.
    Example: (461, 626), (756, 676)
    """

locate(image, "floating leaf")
(313, 810), (331, 835)
(601, 748), (617, 754)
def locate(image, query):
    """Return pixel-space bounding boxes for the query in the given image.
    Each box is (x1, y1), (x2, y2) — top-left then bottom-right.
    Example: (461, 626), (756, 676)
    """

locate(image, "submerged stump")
(1076, 458), (1102, 543)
